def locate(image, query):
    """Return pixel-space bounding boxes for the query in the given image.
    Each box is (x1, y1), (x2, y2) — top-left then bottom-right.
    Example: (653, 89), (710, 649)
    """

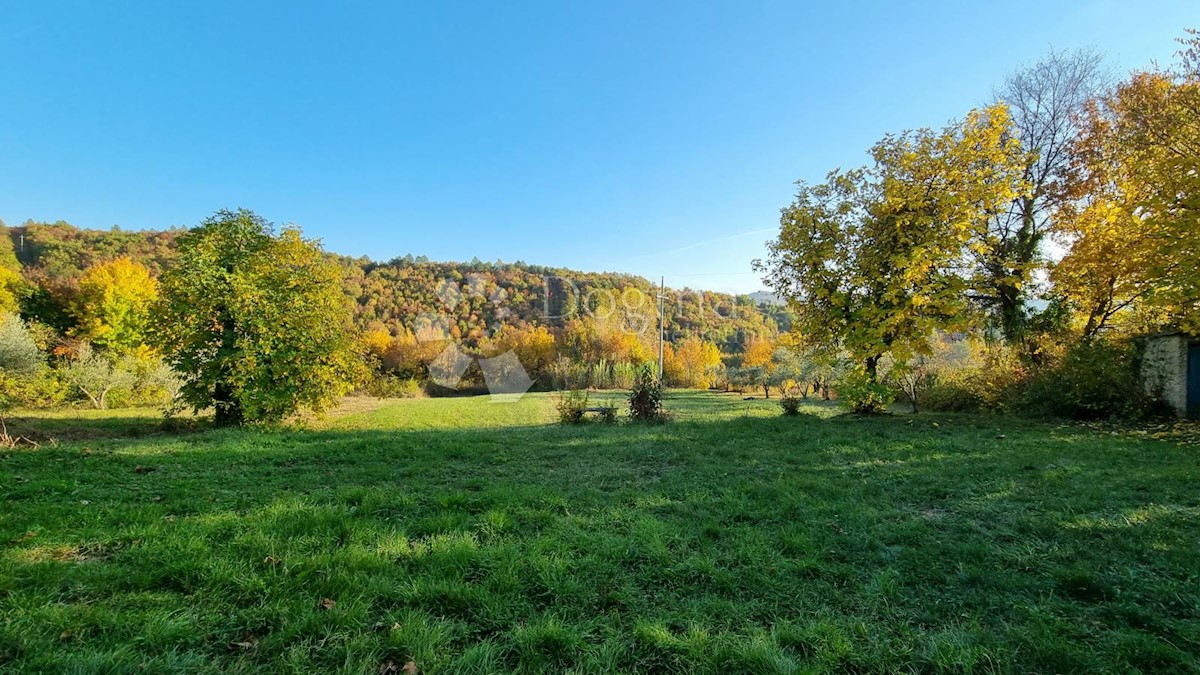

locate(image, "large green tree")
(758, 105), (1026, 386)
(157, 209), (365, 425)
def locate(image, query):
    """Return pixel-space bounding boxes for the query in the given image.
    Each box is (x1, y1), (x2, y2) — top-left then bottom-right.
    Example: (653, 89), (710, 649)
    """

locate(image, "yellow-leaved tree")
(664, 336), (722, 388)
(71, 257), (158, 354)
(757, 104), (1027, 409)
(1054, 32), (1200, 334)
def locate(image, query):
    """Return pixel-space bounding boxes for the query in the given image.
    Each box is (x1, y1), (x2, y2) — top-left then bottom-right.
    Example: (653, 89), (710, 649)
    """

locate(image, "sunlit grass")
(1, 392), (1197, 672)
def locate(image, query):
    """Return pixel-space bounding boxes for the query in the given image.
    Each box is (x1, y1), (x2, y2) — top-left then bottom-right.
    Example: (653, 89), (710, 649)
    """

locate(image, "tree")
(664, 336), (722, 388)
(0, 230), (22, 314)
(156, 209), (366, 425)
(771, 345), (817, 397)
(758, 105), (1026, 386)
(0, 313), (42, 376)
(71, 257), (158, 353)
(1055, 33), (1200, 333)
(978, 49), (1107, 341)
(483, 324), (557, 383)
(63, 343), (137, 410)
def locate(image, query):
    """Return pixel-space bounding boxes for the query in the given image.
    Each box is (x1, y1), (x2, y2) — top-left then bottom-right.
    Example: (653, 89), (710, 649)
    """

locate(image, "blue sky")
(1, 2), (1193, 293)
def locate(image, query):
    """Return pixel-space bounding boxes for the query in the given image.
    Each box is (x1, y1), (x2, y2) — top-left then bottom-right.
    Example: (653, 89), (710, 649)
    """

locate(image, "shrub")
(921, 343), (1026, 413)
(779, 395), (803, 416)
(1017, 340), (1166, 421)
(0, 369), (68, 411)
(628, 365), (664, 422)
(596, 405), (617, 423)
(0, 313), (42, 376)
(555, 389), (589, 424)
(835, 372), (895, 414)
(361, 373), (424, 399)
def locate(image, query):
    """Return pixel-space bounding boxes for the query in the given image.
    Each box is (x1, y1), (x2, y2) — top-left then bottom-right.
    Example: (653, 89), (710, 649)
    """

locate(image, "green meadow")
(1, 393), (1197, 673)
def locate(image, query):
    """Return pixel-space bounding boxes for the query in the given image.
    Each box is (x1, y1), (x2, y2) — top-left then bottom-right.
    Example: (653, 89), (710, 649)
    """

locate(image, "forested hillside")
(2, 220), (783, 348)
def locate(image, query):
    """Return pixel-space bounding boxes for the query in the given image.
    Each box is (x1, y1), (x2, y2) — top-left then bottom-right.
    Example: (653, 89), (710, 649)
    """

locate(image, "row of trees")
(759, 33), (1199, 413)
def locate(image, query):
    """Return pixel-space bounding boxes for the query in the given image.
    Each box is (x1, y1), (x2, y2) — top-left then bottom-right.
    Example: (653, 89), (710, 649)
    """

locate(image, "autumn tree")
(0, 228), (21, 314)
(71, 257), (158, 354)
(758, 105), (1026, 386)
(157, 209), (366, 425)
(0, 267), (20, 315)
(664, 336), (722, 388)
(1053, 32), (1200, 335)
(977, 49), (1106, 341)
(483, 324), (557, 383)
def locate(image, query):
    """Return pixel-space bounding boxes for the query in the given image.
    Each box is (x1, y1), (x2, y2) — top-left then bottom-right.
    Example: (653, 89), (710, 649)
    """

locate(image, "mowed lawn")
(1, 393), (1198, 673)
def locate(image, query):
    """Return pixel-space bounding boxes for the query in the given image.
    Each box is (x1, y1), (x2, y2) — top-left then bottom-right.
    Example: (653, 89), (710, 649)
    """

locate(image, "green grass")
(1, 392), (1198, 673)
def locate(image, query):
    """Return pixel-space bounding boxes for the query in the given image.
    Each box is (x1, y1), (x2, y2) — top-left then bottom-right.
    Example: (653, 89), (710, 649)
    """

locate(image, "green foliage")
(62, 344), (138, 410)
(70, 257), (158, 354)
(779, 395), (802, 416)
(0, 313), (43, 376)
(627, 365), (664, 421)
(360, 373), (424, 399)
(1017, 340), (1168, 421)
(922, 343), (1027, 413)
(555, 389), (589, 424)
(759, 105), (1027, 378)
(835, 371), (896, 414)
(157, 209), (367, 425)
(0, 368), (68, 410)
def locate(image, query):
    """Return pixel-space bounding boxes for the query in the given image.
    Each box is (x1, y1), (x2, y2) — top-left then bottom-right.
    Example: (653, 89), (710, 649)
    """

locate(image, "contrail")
(662, 227), (776, 256)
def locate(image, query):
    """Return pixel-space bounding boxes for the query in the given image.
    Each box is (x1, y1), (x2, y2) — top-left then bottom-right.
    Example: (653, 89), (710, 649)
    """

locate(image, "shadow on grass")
(1, 401), (1197, 672)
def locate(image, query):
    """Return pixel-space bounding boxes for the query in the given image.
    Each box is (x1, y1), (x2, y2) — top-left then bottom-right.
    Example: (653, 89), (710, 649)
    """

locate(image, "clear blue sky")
(1, 2), (1193, 293)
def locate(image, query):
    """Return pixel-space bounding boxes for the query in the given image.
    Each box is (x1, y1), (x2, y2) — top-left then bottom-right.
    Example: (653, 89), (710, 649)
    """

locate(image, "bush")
(835, 372), (895, 414)
(1017, 340), (1166, 421)
(0, 313), (42, 376)
(628, 365), (664, 422)
(555, 389), (590, 424)
(922, 344), (1026, 413)
(0, 369), (69, 410)
(779, 395), (802, 416)
(360, 373), (424, 399)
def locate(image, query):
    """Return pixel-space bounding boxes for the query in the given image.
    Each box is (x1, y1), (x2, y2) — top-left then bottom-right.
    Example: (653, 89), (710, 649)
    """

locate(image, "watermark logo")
(422, 275), (534, 401)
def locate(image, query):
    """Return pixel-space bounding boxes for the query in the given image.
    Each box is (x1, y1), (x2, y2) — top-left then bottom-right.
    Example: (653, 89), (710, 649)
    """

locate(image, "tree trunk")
(865, 355), (880, 383)
(213, 381), (243, 426)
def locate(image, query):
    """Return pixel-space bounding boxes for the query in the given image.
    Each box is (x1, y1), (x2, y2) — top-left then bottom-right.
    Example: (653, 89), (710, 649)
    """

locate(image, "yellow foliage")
(742, 337), (776, 369)
(72, 257), (158, 353)
(0, 266), (20, 314)
(665, 336), (722, 388)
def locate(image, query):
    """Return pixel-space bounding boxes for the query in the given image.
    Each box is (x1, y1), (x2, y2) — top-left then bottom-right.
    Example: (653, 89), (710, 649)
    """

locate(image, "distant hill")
(747, 290), (785, 306)
(3, 220), (788, 350)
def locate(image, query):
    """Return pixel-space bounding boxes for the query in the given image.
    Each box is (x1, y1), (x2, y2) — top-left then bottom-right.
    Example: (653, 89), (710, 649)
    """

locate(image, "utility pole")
(657, 276), (665, 383)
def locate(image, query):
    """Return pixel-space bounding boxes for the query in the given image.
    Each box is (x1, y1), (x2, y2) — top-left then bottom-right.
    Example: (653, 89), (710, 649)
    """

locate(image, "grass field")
(1, 392), (1198, 673)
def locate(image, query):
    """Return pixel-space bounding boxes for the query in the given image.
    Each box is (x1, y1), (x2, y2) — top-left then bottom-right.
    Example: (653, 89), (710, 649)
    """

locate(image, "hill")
(2, 219), (787, 352)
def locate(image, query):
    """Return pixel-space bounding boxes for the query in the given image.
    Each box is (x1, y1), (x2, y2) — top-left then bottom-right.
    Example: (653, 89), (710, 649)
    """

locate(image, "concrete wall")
(1142, 334), (1189, 416)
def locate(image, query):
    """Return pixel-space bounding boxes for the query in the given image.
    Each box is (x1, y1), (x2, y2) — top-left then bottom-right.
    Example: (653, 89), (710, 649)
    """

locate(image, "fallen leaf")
(58, 630), (72, 641)
(319, 597), (336, 610)
(229, 634), (258, 650)
(403, 661), (418, 674)
(378, 660), (399, 675)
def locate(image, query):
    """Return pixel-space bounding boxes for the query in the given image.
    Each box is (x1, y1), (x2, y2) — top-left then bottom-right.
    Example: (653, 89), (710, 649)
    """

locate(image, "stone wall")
(1142, 334), (1188, 416)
